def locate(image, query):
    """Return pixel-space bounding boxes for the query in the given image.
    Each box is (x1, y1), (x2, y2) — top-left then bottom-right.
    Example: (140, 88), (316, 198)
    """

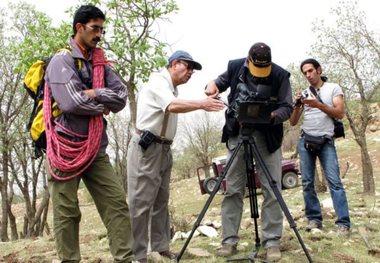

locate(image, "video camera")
(230, 83), (277, 125)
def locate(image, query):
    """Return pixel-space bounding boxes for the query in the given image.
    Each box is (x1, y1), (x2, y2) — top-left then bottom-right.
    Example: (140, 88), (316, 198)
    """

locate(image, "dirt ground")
(1, 130), (380, 262)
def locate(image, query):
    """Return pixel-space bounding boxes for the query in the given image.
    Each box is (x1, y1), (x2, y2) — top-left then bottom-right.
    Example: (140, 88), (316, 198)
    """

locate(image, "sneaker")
(159, 250), (177, 260)
(336, 225), (350, 237)
(266, 246), (281, 262)
(305, 221), (322, 232)
(216, 243), (237, 257)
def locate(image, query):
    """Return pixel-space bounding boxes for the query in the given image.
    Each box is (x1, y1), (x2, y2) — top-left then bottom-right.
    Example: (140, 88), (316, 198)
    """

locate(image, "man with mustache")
(127, 50), (224, 263)
(45, 5), (134, 262)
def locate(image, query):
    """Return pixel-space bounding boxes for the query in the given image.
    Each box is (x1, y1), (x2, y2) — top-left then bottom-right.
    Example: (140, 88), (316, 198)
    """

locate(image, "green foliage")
(310, 0), (379, 193)
(87, 0), (179, 83)
(311, 1), (379, 102)
(5, 2), (72, 74)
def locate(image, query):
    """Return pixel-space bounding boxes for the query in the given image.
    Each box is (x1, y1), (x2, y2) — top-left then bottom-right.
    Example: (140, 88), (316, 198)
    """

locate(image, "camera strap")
(309, 86), (323, 103)
(309, 86), (344, 138)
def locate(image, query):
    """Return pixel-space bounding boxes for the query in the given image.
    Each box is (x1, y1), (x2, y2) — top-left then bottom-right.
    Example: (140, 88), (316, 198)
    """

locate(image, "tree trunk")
(353, 130), (375, 194)
(40, 204), (50, 236)
(7, 176), (18, 240)
(127, 81), (137, 127)
(358, 138), (375, 194)
(1, 143), (10, 242)
(7, 204), (18, 241)
(27, 188), (50, 238)
(40, 172), (50, 236)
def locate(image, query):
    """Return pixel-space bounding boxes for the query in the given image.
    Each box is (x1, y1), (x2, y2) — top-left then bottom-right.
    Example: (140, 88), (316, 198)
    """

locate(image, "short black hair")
(73, 5), (105, 36)
(300, 58), (328, 82)
(300, 58), (321, 72)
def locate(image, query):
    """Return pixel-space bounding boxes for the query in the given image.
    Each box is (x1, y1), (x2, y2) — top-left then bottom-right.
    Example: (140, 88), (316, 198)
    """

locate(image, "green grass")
(1, 131), (380, 262)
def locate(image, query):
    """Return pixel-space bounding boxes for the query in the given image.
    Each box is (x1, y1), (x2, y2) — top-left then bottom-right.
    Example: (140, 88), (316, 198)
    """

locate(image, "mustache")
(93, 37), (101, 42)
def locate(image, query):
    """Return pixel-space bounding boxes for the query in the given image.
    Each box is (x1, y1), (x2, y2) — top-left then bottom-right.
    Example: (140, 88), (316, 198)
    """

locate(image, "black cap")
(248, 42), (272, 77)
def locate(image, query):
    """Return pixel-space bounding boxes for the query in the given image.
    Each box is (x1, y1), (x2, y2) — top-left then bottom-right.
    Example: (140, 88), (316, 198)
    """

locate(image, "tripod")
(225, 128), (262, 262)
(176, 127), (313, 262)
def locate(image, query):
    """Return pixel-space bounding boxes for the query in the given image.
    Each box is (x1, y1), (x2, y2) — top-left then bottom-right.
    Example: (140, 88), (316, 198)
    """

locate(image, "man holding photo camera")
(127, 50), (224, 263)
(289, 58), (350, 236)
(205, 42), (293, 262)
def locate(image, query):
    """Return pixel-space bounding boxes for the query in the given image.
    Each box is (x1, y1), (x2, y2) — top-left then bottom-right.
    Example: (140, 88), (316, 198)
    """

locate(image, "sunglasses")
(178, 60), (194, 70)
(82, 24), (106, 35)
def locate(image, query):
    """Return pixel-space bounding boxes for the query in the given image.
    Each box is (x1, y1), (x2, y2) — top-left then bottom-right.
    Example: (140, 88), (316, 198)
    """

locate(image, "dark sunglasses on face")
(82, 24), (106, 35)
(178, 60), (194, 70)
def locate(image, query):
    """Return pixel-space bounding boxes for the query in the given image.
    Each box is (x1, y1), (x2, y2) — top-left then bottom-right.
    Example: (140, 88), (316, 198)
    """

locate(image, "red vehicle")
(197, 156), (300, 195)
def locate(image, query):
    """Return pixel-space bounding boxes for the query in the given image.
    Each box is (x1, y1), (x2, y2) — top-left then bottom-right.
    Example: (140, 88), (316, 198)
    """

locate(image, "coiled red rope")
(44, 48), (106, 181)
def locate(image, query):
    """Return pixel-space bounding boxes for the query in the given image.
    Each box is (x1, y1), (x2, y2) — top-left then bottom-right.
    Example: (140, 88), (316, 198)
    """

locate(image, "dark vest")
(221, 58), (289, 153)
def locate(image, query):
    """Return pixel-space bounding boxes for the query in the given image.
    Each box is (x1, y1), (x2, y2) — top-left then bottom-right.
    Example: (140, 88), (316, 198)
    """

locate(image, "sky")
(1, 0), (379, 100)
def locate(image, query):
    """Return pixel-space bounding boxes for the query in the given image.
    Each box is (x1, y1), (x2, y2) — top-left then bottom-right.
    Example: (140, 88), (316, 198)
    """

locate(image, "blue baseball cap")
(168, 50), (202, 70)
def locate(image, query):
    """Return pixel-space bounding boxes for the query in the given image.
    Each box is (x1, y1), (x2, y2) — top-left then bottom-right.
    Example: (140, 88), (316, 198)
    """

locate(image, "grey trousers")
(48, 153), (135, 263)
(127, 133), (172, 261)
(221, 131), (283, 248)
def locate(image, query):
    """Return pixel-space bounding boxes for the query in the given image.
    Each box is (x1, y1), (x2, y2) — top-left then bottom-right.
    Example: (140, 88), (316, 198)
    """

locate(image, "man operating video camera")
(205, 42), (293, 262)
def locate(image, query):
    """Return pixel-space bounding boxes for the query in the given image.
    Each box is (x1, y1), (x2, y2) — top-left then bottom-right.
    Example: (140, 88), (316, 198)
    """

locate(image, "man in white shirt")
(127, 50), (224, 263)
(289, 58), (350, 236)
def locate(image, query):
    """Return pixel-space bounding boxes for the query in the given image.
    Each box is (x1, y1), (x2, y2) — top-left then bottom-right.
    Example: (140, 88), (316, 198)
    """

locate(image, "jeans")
(298, 136), (350, 228)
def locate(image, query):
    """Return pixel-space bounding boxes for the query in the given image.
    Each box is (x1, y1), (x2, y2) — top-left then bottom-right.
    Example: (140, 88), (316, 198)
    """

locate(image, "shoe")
(337, 225), (350, 237)
(266, 246), (281, 262)
(305, 221), (322, 232)
(159, 250), (177, 260)
(216, 243), (237, 257)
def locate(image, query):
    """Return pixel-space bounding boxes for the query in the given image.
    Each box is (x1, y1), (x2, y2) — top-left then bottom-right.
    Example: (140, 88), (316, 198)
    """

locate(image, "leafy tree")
(1, 0), (180, 241)
(0, 2), (71, 241)
(87, 0), (179, 126)
(0, 4), (28, 241)
(84, 0), (179, 187)
(311, 1), (379, 194)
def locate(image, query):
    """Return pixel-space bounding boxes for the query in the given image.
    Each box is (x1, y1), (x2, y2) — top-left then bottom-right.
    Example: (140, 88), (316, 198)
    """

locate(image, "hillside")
(0, 130), (380, 263)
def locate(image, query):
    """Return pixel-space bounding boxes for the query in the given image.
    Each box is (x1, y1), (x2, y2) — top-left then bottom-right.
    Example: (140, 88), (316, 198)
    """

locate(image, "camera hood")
(237, 100), (275, 124)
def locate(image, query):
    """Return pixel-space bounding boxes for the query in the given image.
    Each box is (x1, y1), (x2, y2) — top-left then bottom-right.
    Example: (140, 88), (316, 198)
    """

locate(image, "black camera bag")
(333, 119), (345, 138)
(303, 132), (326, 154)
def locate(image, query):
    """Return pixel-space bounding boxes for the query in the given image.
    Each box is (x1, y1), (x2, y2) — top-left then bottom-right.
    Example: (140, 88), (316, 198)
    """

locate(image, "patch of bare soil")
(332, 252), (356, 263)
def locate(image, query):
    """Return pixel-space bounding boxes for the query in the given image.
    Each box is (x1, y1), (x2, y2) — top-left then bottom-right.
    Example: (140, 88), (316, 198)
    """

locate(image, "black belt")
(135, 129), (173, 145)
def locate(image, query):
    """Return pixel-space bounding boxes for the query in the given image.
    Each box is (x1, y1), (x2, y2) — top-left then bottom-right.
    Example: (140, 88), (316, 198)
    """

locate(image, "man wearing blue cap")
(127, 50), (224, 263)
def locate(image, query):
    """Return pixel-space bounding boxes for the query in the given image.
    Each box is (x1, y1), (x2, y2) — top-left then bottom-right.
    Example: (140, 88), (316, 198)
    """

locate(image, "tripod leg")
(244, 142), (260, 249)
(176, 141), (244, 262)
(249, 138), (313, 263)
(226, 139), (263, 263)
